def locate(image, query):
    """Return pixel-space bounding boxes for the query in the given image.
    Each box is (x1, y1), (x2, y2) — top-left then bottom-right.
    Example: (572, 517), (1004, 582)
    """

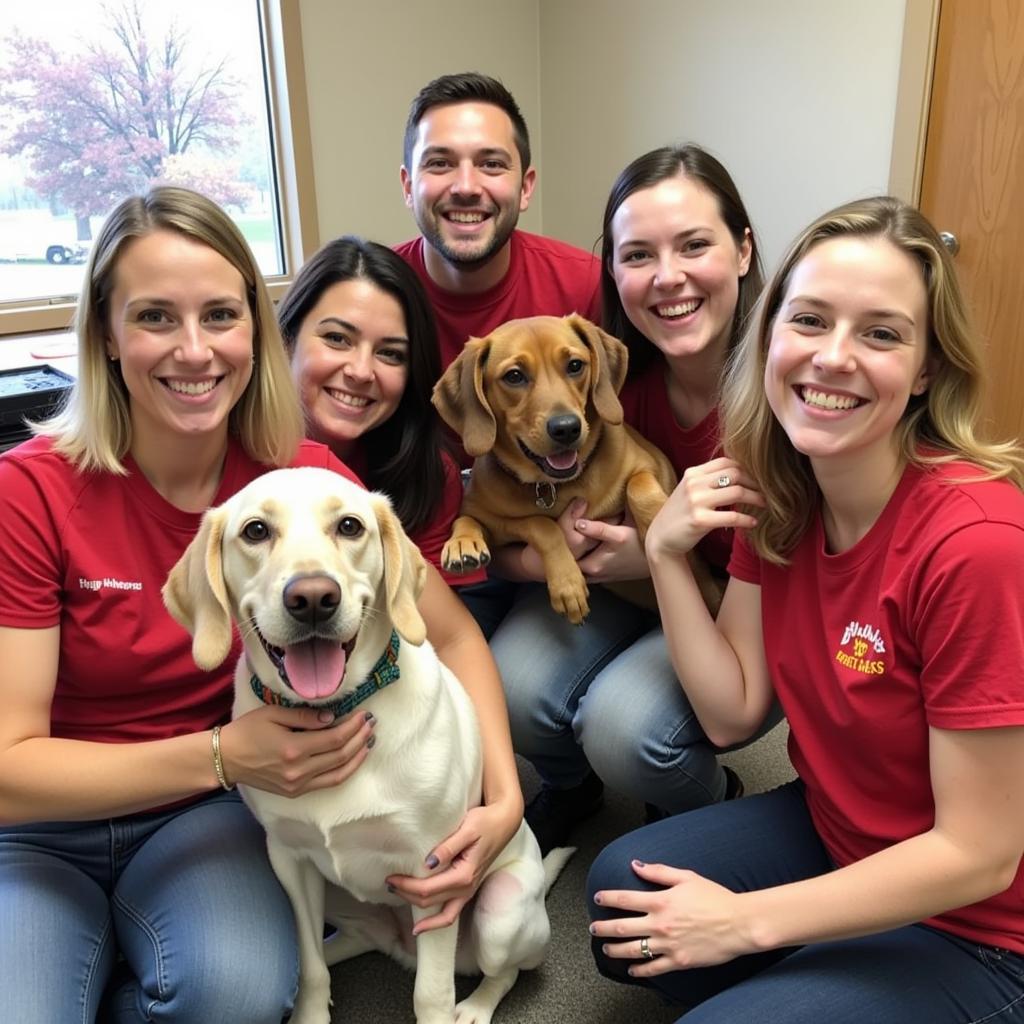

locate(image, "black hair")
(277, 236), (446, 534)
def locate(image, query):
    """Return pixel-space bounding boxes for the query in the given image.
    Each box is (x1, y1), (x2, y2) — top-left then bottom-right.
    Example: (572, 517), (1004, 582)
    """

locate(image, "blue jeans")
(457, 574), (522, 640)
(491, 584), (741, 810)
(588, 781), (1024, 1022)
(0, 789), (298, 1023)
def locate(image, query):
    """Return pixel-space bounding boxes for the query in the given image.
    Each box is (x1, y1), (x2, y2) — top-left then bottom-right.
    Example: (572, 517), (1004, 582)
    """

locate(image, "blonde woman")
(588, 196), (1024, 1023)
(0, 187), (521, 1022)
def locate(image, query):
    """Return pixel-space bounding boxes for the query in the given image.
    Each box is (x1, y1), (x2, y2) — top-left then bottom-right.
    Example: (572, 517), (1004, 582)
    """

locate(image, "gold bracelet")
(211, 725), (234, 791)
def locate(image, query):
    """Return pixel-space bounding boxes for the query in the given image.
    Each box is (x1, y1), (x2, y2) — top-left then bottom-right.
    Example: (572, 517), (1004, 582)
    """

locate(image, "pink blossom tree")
(156, 153), (257, 212)
(0, 2), (248, 240)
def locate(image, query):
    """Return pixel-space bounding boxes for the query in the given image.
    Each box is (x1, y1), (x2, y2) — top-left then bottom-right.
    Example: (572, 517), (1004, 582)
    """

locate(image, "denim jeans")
(0, 789), (298, 1023)
(588, 781), (1024, 1022)
(490, 583), (741, 810)
(457, 573), (522, 640)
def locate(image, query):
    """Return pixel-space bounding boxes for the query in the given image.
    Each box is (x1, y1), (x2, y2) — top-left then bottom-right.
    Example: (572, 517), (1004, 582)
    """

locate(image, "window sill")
(0, 330), (78, 376)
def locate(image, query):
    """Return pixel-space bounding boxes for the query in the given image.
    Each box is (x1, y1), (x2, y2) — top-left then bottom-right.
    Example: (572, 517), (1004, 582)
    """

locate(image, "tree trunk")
(76, 214), (92, 241)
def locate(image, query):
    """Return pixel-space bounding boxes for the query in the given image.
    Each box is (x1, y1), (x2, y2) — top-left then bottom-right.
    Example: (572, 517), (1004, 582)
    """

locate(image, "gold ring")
(640, 936), (655, 960)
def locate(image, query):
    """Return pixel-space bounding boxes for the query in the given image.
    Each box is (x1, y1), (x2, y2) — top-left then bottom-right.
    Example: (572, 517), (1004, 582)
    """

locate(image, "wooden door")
(918, 0), (1024, 444)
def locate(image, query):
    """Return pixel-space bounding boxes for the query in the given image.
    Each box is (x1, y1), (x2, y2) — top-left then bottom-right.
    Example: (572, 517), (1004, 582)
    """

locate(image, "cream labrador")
(163, 467), (566, 1024)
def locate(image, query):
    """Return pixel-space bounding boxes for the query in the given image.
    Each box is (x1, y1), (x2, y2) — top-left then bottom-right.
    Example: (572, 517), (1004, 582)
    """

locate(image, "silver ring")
(715, 474), (732, 489)
(639, 936), (655, 960)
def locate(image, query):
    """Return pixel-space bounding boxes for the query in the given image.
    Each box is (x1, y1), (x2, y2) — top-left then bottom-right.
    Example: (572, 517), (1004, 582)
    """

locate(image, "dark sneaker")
(723, 765), (745, 801)
(525, 772), (605, 855)
(643, 766), (745, 824)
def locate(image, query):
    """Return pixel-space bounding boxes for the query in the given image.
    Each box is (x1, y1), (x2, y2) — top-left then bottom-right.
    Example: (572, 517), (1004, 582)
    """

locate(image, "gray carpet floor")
(325, 721), (796, 1023)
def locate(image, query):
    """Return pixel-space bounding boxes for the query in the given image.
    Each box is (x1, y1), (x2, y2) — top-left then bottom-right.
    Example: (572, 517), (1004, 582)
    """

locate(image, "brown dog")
(432, 313), (719, 623)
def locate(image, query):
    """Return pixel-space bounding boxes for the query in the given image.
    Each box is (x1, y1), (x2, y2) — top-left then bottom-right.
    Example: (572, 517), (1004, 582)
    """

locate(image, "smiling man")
(397, 72), (601, 372)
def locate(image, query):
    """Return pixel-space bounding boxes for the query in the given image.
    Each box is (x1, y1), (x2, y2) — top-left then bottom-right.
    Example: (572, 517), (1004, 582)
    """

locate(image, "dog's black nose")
(546, 414), (581, 445)
(283, 574), (341, 626)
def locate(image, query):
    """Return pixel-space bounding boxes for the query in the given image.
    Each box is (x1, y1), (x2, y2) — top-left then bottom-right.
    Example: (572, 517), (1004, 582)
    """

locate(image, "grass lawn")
(234, 214), (276, 245)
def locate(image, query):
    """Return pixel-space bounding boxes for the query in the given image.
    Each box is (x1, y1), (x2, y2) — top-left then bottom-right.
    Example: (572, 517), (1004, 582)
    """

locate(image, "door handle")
(939, 231), (960, 256)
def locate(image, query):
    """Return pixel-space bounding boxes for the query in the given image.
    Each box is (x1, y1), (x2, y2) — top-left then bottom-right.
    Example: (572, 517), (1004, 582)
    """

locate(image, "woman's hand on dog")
(507, 498), (601, 581)
(385, 799), (522, 935)
(572, 504), (652, 582)
(219, 705), (376, 796)
(513, 499), (649, 583)
(646, 458), (764, 560)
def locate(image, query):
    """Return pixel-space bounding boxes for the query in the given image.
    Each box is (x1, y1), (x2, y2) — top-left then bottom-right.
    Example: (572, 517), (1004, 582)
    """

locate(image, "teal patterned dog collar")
(250, 630), (401, 717)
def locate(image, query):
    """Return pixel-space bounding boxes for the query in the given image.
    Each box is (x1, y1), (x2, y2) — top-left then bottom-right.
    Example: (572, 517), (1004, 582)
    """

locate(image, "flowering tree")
(0, 2), (247, 239)
(156, 153), (256, 211)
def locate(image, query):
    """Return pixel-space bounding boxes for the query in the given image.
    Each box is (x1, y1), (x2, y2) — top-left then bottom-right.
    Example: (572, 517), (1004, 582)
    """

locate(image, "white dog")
(163, 467), (568, 1024)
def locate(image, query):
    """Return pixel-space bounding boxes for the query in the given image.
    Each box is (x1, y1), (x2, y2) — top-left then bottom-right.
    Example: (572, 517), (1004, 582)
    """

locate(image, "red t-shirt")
(0, 436), (360, 744)
(344, 446), (484, 588)
(620, 360), (731, 569)
(728, 461), (1024, 953)
(395, 229), (602, 372)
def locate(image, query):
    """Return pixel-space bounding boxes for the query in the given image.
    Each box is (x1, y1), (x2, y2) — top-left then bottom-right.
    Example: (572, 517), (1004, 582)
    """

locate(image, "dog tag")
(534, 482), (557, 510)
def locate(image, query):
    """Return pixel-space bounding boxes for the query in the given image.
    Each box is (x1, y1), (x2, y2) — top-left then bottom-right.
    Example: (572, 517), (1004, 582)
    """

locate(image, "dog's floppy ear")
(371, 493), (427, 646)
(162, 507), (234, 670)
(431, 336), (496, 456)
(567, 314), (627, 425)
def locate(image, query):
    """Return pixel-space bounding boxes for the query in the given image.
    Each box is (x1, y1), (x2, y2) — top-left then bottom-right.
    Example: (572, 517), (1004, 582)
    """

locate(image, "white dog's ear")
(162, 508), (234, 670)
(431, 336), (496, 456)
(371, 494), (427, 646)
(567, 314), (626, 425)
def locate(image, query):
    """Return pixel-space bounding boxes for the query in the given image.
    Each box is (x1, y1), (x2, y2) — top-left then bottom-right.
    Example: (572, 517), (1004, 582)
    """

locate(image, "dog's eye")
(502, 367), (527, 386)
(242, 519), (270, 543)
(337, 516), (364, 538)
(567, 358), (585, 376)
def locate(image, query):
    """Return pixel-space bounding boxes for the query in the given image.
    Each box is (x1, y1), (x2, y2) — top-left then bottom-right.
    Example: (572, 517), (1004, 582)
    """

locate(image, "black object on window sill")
(0, 364), (75, 453)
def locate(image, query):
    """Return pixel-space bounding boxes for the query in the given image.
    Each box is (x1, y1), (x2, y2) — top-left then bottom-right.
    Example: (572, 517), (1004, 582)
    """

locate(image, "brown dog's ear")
(431, 336), (496, 456)
(371, 493), (427, 646)
(566, 314), (627, 425)
(162, 508), (233, 670)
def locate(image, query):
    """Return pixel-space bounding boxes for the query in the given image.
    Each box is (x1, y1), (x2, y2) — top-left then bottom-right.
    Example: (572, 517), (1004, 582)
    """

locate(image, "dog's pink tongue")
(546, 450), (578, 471)
(283, 639), (347, 700)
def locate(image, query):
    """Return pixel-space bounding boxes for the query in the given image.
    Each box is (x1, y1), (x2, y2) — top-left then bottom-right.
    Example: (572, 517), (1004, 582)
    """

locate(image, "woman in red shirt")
(588, 196), (1024, 1023)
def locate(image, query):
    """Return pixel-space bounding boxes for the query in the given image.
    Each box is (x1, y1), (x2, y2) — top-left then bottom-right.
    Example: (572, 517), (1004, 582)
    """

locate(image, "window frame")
(0, 0), (319, 338)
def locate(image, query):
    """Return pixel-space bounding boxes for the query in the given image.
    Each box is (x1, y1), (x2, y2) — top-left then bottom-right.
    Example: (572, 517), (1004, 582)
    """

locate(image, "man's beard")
(421, 207), (518, 271)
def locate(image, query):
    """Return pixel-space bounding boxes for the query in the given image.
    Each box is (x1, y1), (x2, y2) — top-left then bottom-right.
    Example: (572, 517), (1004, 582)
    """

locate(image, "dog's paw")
(289, 983), (332, 1024)
(454, 997), (497, 1024)
(288, 1004), (331, 1024)
(441, 536), (492, 574)
(549, 580), (590, 625)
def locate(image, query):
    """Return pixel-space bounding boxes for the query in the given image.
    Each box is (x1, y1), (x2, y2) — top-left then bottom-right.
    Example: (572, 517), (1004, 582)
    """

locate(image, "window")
(0, 0), (316, 336)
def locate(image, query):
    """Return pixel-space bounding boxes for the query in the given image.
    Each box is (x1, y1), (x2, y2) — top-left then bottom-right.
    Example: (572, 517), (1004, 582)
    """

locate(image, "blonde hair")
(37, 186), (304, 473)
(722, 195), (1024, 564)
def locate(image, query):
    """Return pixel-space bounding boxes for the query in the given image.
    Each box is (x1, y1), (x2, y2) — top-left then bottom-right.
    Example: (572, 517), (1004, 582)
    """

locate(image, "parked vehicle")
(44, 243), (89, 264)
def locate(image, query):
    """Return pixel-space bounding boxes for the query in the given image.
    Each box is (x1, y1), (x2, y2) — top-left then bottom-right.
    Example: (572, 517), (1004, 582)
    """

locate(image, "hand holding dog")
(573, 504), (651, 582)
(511, 498), (600, 581)
(515, 500), (648, 583)
(219, 704), (375, 797)
(386, 798), (522, 934)
(646, 457), (763, 560)
(590, 860), (754, 976)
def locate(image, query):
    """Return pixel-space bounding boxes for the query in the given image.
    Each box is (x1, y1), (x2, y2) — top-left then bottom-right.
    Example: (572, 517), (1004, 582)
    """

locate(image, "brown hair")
(722, 195), (1024, 563)
(600, 144), (763, 376)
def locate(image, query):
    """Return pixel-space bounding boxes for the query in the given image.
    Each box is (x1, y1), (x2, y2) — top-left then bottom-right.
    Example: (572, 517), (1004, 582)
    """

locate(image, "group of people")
(0, 70), (1021, 1024)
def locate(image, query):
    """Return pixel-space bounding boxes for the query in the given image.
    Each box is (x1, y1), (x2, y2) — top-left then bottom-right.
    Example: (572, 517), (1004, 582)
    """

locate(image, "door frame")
(889, 0), (942, 204)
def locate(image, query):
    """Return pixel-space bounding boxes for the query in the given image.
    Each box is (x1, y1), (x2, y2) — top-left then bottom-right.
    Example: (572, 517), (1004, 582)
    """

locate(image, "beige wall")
(298, 0), (543, 247)
(299, 0), (907, 267)
(538, 0), (908, 267)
